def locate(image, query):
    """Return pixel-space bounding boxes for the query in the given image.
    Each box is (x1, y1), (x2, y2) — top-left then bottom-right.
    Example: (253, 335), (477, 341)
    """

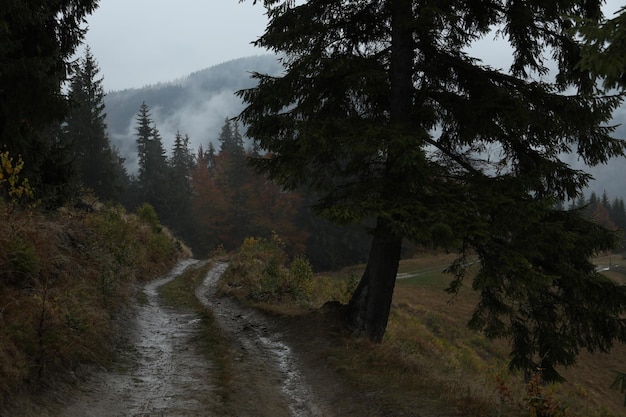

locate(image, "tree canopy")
(239, 0), (626, 381)
(189, 118), (307, 257)
(134, 102), (169, 213)
(576, 5), (626, 90)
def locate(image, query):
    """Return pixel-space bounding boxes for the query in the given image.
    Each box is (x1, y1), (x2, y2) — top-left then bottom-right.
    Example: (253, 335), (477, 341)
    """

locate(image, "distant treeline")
(122, 102), (372, 270)
(566, 191), (626, 249)
(21, 48), (368, 270)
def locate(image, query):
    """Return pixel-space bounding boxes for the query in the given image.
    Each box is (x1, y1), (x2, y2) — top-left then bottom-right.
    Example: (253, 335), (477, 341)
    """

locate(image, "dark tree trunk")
(344, 217), (403, 342)
(343, 0), (414, 342)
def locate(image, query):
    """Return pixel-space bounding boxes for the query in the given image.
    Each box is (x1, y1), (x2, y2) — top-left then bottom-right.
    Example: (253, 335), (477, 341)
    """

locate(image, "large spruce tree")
(164, 131), (195, 237)
(239, 0), (626, 380)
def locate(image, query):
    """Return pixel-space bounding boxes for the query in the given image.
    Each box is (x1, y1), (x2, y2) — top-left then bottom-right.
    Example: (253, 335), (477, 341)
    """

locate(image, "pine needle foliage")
(238, 0), (626, 380)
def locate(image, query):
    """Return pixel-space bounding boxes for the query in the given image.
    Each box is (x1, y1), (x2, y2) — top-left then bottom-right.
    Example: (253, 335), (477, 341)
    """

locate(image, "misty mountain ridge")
(104, 54), (626, 201)
(104, 54), (283, 173)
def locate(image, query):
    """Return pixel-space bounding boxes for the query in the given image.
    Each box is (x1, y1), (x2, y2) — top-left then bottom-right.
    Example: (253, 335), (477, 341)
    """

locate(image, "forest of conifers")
(58, 49), (626, 272)
(47, 49), (370, 271)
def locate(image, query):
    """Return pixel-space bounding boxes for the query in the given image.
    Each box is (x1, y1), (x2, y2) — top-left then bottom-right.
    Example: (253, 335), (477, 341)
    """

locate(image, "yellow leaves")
(0, 149), (35, 204)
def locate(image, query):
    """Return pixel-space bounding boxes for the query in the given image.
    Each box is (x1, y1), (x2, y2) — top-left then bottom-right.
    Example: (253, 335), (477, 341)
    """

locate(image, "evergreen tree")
(65, 47), (126, 201)
(575, 194), (587, 210)
(614, 197), (626, 231)
(608, 196), (626, 250)
(587, 191), (600, 218)
(164, 132), (195, 237)
(134, 102), (169, 211)
(135, 102), (152, 183)
(218, 118), (245, 159)
(233, 121), (245, 153)
(170, 132), (194, 189)
(576, 5), (626, 90)
(0, 0), (99, 206)
(215, 119), (249, 239)
(602, 190), (610, 208)
(111, 146), (130, 199)
(205, 142), (217, 170)
(239, 0), (626, 381)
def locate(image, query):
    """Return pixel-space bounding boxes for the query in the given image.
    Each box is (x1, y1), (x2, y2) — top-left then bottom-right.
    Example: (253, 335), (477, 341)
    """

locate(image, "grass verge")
(222, 243), (626, 417)
(323, 252), (626, 417)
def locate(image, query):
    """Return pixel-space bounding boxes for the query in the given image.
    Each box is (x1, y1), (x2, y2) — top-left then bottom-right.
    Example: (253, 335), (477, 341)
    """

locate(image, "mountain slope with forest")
(104, 53), (626, 200)
(104, 54), (283, 172)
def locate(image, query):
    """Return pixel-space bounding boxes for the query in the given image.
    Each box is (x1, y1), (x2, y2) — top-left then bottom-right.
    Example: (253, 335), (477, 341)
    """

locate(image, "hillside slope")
(104, 54), (283, 172)
(0, 202), (189, 414)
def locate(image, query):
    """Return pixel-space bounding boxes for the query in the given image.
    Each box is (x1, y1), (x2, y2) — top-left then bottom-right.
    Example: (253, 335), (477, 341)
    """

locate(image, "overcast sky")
(83, 1), (624, 92)
(82, 0), (270, 92)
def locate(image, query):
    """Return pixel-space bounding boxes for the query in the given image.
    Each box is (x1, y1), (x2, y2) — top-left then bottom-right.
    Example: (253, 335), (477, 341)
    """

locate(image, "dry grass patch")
(322, 253), (626, 417)
(219, 243), (626, 416)
(0, 202), (187, 412)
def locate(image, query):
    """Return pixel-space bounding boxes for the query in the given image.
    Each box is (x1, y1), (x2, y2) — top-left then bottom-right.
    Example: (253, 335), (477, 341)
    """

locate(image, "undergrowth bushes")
(0, 201), (188, 408)
(219, 234), (313, 305)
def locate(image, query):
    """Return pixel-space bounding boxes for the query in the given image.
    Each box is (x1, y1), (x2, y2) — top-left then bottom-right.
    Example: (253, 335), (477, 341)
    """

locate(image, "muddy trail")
(60, 259), (218, 417)
(57, 260), (375, 417)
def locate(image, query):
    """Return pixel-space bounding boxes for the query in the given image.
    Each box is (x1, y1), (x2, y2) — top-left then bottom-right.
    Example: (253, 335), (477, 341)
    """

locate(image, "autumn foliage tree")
(190, 119), (307, 257)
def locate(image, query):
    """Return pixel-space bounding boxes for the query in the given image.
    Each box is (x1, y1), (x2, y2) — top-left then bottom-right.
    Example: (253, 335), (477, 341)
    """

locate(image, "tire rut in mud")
(196, 262), (326, 417)
(59, 260), (331, 417)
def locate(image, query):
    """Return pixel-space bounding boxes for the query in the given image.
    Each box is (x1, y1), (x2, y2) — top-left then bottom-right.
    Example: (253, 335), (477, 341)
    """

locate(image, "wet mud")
(196, 262), (327, 417)
(58, 260), (347, 417)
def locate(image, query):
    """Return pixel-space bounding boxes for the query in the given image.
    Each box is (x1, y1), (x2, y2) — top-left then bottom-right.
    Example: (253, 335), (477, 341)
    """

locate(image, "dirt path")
(60, 259), (221, 417)
(58, 260), (364, 417)
(197, 262), (385, 417)
(196, 262), (330, 417)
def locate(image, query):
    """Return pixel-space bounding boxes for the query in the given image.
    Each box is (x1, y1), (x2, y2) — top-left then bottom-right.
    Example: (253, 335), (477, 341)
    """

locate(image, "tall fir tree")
(612, 197), (626, 232)
(239, 0), (626, 381)
(170, 132), (194, 194)
(218, 117), (245, 159)
(164, 131), (195, 238)
(134, 102), (169, 212)
(205, 142), (217, 171)
(64, 47), (126, 201)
